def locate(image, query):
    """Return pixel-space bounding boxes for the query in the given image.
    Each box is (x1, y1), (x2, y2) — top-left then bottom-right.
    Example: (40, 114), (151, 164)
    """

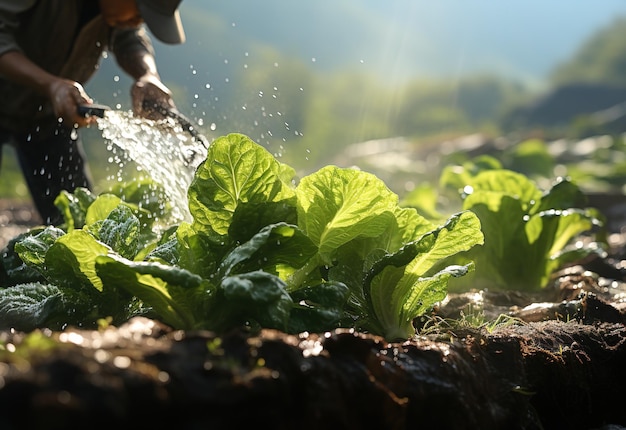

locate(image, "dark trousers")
(0, 124), (93, 225)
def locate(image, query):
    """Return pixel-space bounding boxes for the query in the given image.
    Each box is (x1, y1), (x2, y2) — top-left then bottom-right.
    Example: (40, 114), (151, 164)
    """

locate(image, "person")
(0, 0), (186, 225)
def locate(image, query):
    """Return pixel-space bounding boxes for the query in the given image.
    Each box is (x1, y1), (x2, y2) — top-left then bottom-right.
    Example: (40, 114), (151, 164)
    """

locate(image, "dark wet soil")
(1, 199), (626, 430)
(0, 199), (41, 250)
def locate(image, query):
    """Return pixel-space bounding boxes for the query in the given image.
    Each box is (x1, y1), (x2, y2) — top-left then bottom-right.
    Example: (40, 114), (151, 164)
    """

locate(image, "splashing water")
(97, 110), (208, 225)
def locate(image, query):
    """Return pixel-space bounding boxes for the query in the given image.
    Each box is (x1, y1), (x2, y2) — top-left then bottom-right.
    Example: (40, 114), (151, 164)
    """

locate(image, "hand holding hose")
(131, 74), (176, 120)
(49, 79), (96, 128)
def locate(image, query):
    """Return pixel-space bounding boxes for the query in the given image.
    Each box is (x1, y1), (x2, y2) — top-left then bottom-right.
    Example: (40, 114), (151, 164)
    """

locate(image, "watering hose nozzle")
(77, 103), (111, 118)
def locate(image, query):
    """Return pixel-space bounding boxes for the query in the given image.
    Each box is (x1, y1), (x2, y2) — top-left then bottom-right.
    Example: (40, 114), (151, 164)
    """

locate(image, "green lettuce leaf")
(295, 165), (398, 263)
(14, 226), (66, 273)
(96, 254), (204, 329)
(219, 222), (317, 280)
(214, 271), (293, 331)
(288, 281), (350, 333)
(188, 133), (296, 240)
(54, 187), (97, 231)
(365, 210), (483, 340)
(0, 229), (48, 287)
(450, 170), (604, 290)
(90, 205), (141, 260)
(45, 230), (110, 291)
(0, 282), (92, 331)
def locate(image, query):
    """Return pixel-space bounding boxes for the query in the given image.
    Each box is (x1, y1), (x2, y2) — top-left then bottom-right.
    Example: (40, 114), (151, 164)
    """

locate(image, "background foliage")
(1, 4), (626, 201)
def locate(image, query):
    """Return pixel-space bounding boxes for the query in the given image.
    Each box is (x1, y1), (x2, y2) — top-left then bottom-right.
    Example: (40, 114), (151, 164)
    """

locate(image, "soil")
(1, 198), (626, 430)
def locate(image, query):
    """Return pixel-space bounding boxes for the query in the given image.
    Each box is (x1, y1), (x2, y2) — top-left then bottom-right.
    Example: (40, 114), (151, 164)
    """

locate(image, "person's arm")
(0, 0), (95, 128)
(0, 50), (94, 128)
(112, 27), (176, 119)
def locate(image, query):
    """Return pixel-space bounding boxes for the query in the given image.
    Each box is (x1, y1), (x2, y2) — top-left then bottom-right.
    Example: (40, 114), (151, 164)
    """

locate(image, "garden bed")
(1, 199), (626, 429)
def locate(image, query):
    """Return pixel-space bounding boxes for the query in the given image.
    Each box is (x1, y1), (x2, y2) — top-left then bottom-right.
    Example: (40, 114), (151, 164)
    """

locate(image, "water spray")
(77, 103), (210, 224)
(78, 103), (209, 163)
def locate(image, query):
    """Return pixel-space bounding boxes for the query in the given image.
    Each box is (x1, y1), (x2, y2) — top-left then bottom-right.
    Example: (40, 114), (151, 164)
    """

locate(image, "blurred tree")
(551, 16), (626, 87)
(392, 80), (462, 138)
(391, 76), (523, 139)
(455, 75), (527, 126)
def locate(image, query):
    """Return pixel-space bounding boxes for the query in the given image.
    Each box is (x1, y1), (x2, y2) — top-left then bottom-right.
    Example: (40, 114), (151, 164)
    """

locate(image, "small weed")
(417, 308), (525, 337)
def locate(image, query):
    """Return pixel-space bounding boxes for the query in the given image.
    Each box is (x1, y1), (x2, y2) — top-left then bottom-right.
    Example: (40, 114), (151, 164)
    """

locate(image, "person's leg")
(0, 129), (16, 191)
(15, 125), (93, 225)
(0, 131), (5, 171)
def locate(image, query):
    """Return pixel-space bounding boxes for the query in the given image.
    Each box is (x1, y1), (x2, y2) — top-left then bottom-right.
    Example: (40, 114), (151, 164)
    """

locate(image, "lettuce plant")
(443, 167), (605, 291)
(0, 133), (483, 341)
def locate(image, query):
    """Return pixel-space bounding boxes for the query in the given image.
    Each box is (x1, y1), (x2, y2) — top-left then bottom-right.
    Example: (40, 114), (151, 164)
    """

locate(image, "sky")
(401, 1), (626, 83)
(179, 0), (626, 87)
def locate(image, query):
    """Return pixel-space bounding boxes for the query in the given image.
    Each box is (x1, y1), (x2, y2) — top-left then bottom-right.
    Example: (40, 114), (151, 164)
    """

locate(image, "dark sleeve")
(110, 25), (155, 63)
(0, 0), (36, 57)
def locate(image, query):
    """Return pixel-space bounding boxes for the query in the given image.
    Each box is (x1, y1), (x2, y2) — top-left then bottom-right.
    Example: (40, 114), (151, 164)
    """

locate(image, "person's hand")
(48, 79), (95, 128)
(131, 74), (176, 120)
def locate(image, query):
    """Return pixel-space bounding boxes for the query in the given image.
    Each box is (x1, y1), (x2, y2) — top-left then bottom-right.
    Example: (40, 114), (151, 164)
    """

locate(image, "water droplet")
(96, 110), (204, 225)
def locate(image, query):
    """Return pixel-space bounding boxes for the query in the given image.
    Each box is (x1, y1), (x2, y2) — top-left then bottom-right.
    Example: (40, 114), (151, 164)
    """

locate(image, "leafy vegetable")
(443, 168), (605, 291)
(0, 133), (483, 341)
